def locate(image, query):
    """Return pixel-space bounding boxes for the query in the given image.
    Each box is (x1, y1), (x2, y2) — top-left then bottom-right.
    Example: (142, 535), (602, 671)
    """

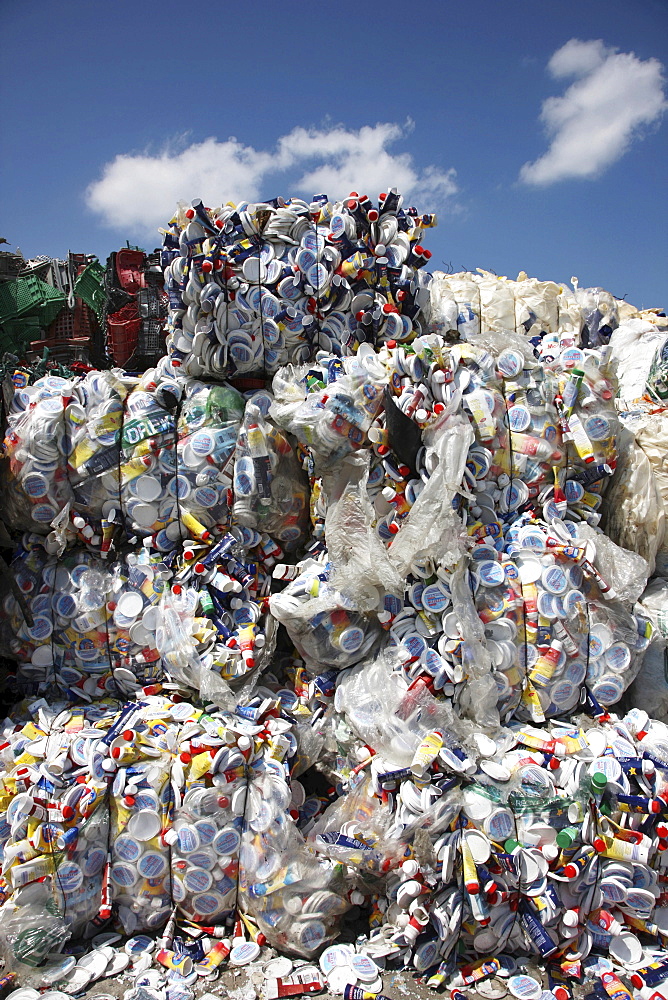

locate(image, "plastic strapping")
(234, 761), (251, 922)
(256, 241), (265, 381)
(116, 385), (127, 541)
(173, 396), (184, 550)
(501, 379), (528, 720)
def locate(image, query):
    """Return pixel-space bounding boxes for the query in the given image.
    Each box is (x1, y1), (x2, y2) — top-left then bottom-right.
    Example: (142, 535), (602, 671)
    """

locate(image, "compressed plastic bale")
(1, 526), (279, 705)
(2, 369), (246, 553)
(116, 377), (245, 549)
(606, 318), (668, 401)
(160, 190), (436, 380)
(270, 333), (641, 728)
(476, 270), (516, 334)
(2, 370), (123, 535)
(0, 538), (166, 699)
(514, 272), (561, 341)
(308, 702), (668, 969)
(308, 772), (439, 874)
(444, 272), (481, 339)
(239, 769), (349, 956)
(152, 531), (277, 696)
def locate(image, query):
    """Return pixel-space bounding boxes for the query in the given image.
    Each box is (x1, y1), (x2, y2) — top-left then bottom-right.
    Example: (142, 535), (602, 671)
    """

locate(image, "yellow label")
(461, 837), (478, 888)
(22, 723), (46, 741)
(189, 752), (212, 781)
(13, 751), (39, 769)
(521, 681), (546, 722)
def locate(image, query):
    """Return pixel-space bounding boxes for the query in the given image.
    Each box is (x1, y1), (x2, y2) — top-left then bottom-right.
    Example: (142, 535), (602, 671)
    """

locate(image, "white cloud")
(520, 39), (666, 186)
(86, 123), (457, 237)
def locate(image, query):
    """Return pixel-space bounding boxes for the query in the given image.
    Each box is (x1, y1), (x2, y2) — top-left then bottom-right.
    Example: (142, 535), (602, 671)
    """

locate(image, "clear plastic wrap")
(574, 284), (619, 347)
(240, 769), (349, 956)
(323, 454), (403, 610)
(308, 773), (408, 874)
(427, 272), (459, 337)
(154, 586), (206, 692)
(233, 397), (309, 551)
(575, 523), (650, 605)
(270, 359), (387, 471)
(386, 396), (472, 577)
(334, 648), (461, 767)
(0, 883), (70, 986)
(602, 424), (665, 574)
(270, 560), (384, 672)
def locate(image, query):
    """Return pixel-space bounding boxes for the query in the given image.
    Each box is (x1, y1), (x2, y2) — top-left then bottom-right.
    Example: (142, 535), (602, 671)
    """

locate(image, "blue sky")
(1, 0), (666, 308)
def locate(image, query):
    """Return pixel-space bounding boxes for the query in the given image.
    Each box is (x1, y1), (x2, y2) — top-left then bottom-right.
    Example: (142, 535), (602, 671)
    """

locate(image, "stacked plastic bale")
(0, 188), (667, 1000)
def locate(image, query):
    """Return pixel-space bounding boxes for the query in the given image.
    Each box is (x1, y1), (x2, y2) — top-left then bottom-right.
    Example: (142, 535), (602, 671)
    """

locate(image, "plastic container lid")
(229, 941), (261, 966)
(351, 954), (380, 982)
(327, 966), (358, 993)
(483, 807), (515, 841)
(508, 975), (542, 1000)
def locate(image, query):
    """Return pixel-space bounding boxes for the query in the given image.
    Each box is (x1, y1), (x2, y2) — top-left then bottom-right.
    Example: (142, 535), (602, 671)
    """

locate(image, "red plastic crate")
(46, 300), (97, 342)
(107, 311), (141, 366)
(115, 250), (145, 294)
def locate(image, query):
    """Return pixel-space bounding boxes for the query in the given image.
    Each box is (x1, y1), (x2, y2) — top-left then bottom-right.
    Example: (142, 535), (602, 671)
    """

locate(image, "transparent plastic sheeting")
(1, 189), (668, 997)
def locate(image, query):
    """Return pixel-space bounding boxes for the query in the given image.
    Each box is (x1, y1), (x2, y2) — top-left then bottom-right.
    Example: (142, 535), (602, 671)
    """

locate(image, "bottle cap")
(556, 827), (578, 849)
(590, 771), (608, 792)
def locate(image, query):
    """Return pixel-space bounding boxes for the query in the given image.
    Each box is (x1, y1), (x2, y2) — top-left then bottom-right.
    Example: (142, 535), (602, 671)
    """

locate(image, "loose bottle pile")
(0, 189), (667, 1000)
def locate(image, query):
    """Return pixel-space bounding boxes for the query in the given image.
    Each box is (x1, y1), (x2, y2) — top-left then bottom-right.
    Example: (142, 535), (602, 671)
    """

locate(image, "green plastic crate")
(73, 259), (106, 319)
(38, 298), (67, 328)
(0, 275), (66, 323)
(0, 315), (42, 355)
